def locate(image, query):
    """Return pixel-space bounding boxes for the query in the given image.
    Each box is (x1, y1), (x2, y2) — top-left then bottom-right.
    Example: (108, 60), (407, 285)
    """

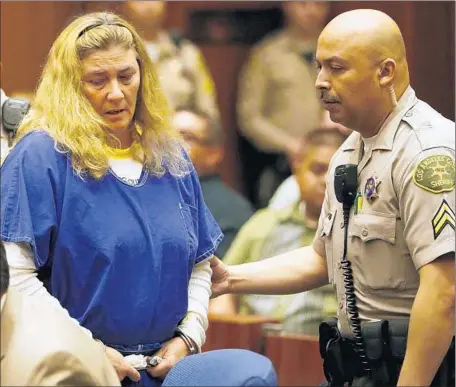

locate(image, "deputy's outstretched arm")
(211, 246), (329, 297)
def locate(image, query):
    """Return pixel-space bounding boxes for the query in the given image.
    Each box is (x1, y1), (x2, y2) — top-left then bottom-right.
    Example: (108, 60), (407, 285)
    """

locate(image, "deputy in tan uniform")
(238, 1), (329, 155)
(210, 9), (455, 387)
(122, 1), (220, 123)
(237, 2), (330, 206)
(0, 241), (120, 386)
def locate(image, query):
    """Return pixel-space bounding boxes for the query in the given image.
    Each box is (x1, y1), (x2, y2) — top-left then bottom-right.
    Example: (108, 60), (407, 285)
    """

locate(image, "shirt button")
(340, 221), (344, 229)
(338, 262), (342, 270)
(339, 301), (344, 309)
(405, 110), (413, 117)
(362, 228), (368, 237)
(328, 213), (332, 220)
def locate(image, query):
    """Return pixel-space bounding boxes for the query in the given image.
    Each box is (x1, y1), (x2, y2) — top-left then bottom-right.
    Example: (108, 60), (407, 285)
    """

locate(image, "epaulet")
(402, 102), (455, 151)
(401, 105), (432, 132)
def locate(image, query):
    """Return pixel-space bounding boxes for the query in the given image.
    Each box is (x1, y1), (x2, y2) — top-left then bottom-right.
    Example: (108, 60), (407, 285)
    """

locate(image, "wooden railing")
(204, 314), (325, 386)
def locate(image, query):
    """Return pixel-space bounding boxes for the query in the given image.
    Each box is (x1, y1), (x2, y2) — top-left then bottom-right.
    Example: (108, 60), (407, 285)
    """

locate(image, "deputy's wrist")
(228, 265), (244, 294)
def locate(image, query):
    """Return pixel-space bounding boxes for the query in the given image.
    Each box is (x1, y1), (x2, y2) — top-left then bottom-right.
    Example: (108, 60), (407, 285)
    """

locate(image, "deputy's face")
(315, 33), (380, 130)
(81, 45), (140, 137)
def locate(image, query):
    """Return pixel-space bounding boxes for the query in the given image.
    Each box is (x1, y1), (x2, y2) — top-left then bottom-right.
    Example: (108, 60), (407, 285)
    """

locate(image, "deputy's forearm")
(397, 282), (454, 386)
(228, 246), (328, 295)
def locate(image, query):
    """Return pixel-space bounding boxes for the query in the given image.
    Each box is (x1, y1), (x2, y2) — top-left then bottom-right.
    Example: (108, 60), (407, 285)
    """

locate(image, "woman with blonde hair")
(1, 12), (276, 387)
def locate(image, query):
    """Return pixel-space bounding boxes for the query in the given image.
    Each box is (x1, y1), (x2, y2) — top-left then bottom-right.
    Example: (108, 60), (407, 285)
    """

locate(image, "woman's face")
(81, 45), (140, 139)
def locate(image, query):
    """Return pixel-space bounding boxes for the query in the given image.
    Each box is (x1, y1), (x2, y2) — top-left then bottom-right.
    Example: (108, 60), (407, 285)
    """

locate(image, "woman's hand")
(104, 345), (141, 382)
(146, 337), (190, 379)
(209, 256), (230, 298)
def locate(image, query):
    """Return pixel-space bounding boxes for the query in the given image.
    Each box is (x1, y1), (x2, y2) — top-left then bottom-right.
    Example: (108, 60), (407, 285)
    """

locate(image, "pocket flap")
(388, 320), (408, 359)
(350, 213), (396, 244)
(321, 209), (337, 237)
(361, 320), (389, 361)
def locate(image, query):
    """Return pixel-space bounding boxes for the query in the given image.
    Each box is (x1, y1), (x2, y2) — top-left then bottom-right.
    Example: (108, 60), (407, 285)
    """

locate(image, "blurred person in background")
(210, 129), (346, 335)
(237, 1), (331, 208)
(122, 1), (220, 127)
(269, 113), (351, 210)
(1, 12), (276, 387)
(173, 108), (254, 259)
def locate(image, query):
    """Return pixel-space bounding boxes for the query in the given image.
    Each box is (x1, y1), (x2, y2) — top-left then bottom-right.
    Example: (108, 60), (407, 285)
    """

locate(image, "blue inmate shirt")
(1, 130), (223, 352)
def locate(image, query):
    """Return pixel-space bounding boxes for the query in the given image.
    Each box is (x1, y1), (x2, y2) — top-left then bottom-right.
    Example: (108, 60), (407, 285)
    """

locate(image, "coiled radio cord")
(341, 203), (371, 375)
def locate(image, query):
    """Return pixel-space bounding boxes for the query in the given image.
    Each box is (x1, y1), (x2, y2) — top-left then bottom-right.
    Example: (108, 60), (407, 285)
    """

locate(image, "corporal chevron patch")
(432, 199), (455, 239)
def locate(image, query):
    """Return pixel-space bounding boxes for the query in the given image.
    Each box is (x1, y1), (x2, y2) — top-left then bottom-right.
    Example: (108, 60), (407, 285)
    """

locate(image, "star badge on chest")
(364, 174), (381, 201)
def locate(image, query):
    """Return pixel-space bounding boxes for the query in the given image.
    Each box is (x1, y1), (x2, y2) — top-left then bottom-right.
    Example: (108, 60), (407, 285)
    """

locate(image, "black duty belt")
(319, 318), (455, 387)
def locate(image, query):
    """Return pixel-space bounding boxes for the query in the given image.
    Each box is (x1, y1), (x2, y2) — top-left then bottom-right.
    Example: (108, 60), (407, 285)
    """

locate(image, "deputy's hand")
(146, 337), (190, 379)
(210, 256), (230, 298)
(105, 345), (141, 382)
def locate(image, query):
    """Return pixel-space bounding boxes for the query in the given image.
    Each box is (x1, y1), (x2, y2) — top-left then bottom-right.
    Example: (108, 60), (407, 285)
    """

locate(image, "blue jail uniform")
(1, 130), (277, 386)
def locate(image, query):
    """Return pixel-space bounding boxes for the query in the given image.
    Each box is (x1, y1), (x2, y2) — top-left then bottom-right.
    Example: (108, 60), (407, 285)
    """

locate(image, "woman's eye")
(120, 74), (134, 83)
(89, 78), (105, 87)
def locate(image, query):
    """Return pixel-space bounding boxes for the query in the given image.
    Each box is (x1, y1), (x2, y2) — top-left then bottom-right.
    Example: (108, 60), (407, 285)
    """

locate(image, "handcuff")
(123, 331), (197, 370)
(125, 354), (164, 371)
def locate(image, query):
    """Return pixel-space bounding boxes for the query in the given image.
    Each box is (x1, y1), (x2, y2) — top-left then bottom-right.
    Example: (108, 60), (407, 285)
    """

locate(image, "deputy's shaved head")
(321, 9), (408, 82)
(315, 9), (410, 136)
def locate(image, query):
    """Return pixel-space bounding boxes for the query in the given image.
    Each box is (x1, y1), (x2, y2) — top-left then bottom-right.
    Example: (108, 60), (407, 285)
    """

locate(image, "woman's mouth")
(106, 109), (126, 116)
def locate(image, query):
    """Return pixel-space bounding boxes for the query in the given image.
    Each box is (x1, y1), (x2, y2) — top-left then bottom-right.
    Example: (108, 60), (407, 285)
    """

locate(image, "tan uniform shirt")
(237, 29), (323, 153)
(146, 32), (220, 122)
(313, 86), (455, 335)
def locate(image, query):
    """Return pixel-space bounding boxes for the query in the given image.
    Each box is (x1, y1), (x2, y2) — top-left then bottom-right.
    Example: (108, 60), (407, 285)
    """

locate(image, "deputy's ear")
(378, 58), (396, 87)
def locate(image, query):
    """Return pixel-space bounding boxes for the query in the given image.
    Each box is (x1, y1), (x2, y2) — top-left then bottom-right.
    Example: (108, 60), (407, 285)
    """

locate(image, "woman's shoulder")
(16, 129), (56, 149)
(6, 130), (68, 170)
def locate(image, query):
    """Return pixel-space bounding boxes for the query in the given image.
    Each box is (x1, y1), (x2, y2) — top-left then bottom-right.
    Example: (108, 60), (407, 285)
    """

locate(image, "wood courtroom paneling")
(265, 332), (324, 386)
(204, 314), (277, 353)
(1, 2), (84, 95)
(205, 315), (325, 387)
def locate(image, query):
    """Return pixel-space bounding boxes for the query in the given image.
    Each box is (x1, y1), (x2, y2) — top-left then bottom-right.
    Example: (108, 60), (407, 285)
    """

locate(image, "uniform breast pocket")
(179, 203), (198, 261)
(349, 213), (405, 291)
(321, 209), (337, 284)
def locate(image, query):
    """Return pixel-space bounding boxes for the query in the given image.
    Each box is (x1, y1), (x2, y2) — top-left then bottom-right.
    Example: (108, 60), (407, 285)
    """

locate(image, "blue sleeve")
(1, 131), (65, 269)
(177, 155), (223, 264)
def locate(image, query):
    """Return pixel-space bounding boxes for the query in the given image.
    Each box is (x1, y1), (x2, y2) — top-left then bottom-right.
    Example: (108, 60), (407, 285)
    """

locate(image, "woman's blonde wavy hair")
(17, 12), (189, 179)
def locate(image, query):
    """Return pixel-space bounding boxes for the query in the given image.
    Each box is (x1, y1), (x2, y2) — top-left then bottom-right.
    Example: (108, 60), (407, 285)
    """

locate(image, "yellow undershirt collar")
(106, 142), (139, 160)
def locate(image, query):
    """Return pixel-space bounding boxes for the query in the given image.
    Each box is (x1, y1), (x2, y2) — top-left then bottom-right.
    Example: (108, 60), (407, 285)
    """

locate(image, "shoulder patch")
(432, 199), (455, 239)
(413, 155), (455, 193)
